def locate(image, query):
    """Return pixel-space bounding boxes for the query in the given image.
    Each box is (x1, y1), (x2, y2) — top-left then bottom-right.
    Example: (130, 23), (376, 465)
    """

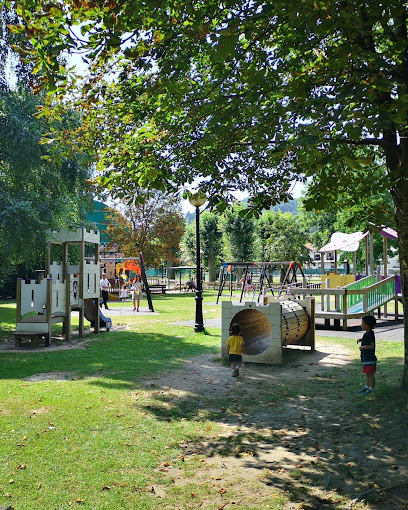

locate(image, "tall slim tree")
(183, 211), (223, 281)
(220, 204), (256, 263)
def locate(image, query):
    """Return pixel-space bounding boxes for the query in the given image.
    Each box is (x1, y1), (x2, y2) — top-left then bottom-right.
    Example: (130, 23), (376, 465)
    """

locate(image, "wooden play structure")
(14, 227), (111, 347)
(288, 273), (399, 330)
(216, 261), (305, 304)
(221, 297), (315, 365)
(288, 226), (401, 329)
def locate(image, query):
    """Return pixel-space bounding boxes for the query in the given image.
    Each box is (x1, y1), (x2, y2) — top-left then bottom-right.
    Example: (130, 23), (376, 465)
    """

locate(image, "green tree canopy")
(105, 191), (185, 268)
(0, 87), (92, 294)
(257, 211), (311, 263)
(220, 204), (256, 262)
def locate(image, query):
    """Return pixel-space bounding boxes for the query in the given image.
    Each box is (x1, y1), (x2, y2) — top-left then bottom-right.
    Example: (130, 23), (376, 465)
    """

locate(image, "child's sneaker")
(232, 370), (237, 377)
(234, 367), (239, 377)
(358, 387), (369, 394)
(360, 387), (375, 395)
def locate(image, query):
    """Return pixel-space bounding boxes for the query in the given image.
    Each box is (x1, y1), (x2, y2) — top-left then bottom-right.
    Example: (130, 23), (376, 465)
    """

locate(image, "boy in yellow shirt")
(227, 323), (245, 377)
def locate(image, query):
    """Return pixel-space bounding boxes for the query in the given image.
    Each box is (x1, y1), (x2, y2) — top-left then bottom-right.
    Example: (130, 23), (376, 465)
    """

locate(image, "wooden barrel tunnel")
(231, 300), (309, 355)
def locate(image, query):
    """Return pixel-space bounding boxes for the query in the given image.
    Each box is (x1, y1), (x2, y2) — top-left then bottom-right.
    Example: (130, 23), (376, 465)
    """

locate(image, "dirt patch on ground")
(144, 341), (350, 396)
(142, 341), (408, 509)
(23, 371), (78, 382)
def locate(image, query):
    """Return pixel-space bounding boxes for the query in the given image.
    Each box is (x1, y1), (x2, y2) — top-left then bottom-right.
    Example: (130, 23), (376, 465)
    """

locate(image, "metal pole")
(194, 206), (205, 332)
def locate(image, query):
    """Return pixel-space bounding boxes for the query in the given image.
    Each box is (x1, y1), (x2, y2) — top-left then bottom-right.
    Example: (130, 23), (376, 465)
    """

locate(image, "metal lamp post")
(188, 190), (207, 332)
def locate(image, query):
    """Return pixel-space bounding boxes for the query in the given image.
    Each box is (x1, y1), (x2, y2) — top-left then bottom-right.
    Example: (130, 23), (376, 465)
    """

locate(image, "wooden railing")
(288, 275), (396, 316)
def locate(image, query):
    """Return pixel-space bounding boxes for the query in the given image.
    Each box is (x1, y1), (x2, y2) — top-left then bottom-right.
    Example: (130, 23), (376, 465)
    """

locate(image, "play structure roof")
(319, 226), (398, 253)
(379, 226), (398, 240)
(319, 231), (369, 253)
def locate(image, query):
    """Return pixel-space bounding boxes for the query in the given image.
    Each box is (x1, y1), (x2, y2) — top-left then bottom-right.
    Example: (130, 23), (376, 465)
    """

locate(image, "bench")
(147, 284), (167, 294)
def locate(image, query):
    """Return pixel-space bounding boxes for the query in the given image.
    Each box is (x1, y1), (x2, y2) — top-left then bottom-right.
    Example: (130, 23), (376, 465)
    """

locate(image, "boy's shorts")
(229, 354), (242, 363)
(363, 364), (376, 373)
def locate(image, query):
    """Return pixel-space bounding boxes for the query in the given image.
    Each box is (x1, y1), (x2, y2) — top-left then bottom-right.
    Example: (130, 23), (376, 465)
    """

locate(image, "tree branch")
(329, 137), (394, 149)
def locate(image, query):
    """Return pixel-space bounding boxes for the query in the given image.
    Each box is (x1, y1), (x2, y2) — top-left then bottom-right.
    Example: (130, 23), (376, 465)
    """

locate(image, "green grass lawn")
(0, 293), (223, 509)
(0, 292), (406, 509)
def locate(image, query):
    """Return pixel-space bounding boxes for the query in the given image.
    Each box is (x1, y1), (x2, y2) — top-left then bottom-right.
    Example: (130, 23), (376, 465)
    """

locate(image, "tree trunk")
(207, 251), (216, 282)
(391, 179), (408, 389)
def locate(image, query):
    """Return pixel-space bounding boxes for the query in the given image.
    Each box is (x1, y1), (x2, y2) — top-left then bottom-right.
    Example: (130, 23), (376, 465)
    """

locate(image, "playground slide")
(84, 300), (112, 330)
(98, 308), (112, 330)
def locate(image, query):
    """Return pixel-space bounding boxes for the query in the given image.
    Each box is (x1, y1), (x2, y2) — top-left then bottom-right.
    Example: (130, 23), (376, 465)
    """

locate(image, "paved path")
(97, 306), (159, 316)
(314, 317), (404, 342)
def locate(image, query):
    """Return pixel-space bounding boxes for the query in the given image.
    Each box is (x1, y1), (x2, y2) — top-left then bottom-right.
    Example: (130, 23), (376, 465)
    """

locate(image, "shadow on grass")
(135, 354), (408, 508)
(0, 329), (218, 382)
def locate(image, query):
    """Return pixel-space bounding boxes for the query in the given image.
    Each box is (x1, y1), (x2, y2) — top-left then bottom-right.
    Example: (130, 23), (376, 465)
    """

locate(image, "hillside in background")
(184, 198), (299, 223)
(270, 198), (298, 216)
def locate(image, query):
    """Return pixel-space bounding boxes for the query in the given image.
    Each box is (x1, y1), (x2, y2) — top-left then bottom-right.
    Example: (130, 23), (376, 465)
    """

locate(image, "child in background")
(227, 323), (245, 377)
(120, 285), (128, 302)
(357, 315), (377, 395)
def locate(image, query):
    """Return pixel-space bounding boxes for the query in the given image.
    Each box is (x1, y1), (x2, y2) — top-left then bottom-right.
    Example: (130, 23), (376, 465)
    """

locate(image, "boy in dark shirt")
(357, 315), (377, 395)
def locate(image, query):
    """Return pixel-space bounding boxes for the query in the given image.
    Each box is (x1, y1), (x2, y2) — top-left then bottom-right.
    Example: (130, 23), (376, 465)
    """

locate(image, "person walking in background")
(132, 275), (143, 311)
(357, 315), (377, 395)
(227, 323), (245, 377)
(100, 273), (110, 310)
